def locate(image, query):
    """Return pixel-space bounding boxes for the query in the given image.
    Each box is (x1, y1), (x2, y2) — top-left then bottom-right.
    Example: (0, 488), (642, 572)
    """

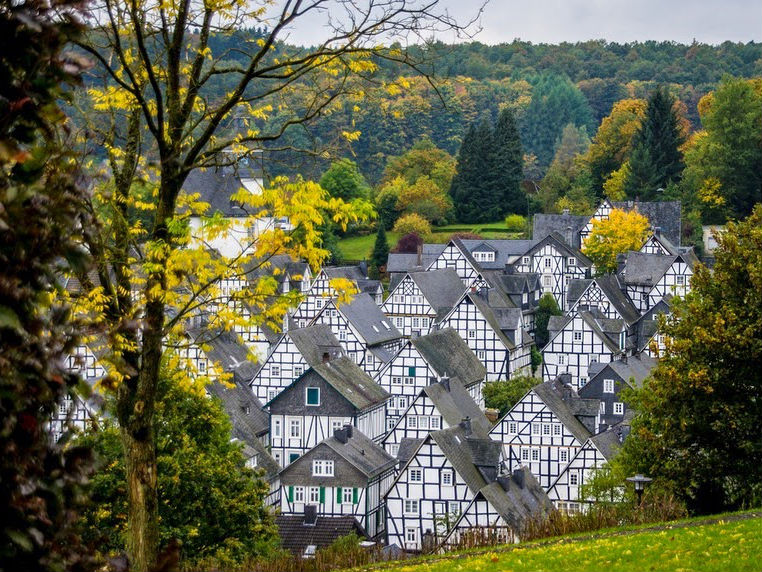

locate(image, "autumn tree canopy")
(582, 208), (651, 273)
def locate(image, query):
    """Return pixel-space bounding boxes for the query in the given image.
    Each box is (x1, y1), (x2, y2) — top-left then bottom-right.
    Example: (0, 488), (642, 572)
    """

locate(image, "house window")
(532, 423), (541, 435)
(431, 416), (441, 430)
(614, 402), (624, 415)
(558, 355), (566, 365)
(405, 528), (418, 546)
(306, 387), (320, 406)
(289, 452), (300, 464)
(312, 460), (334, 476)
(309, 487), (320, 504)
(543, 276), (552, 287)
(560, 449), (568, 463)
(339, 330), (347, 341)
(410, 468), (423, 482)
(412, 317), (420, 329)
(331, 420), (344, 432)
(407, 416), (418, 429)
(289, 419), (301, 438)
(387, 417), (397, 431)
(508, 422), (518, 435)
(574, 332), (582, 342)
(521, 448), (530, 461)
(198, 360), (207, 373)
(442, 470), (454, 486)
(553, 424), (561, 436)
(390, 444), (399, 457)
(273, 418), (282, 438)
(392, 376), (402, 385)
(316, 299), (323, 308)
(408, 366), (416, 377)
(404, 376), (414, 385)
(568, 257), (576, 266)
(468, 330), (476, 339)
(477, 350), (486, 360)
(419, 416), (429, 430)
(570, 472), (579, 486)
(523, 293), (528, 304)
(294, 486), (305, 502)
(544, 258), (551, 268)
(271, 365), (280, 377)
(294, 366), (304, 377)
(676, 275), (685, 285)
(522, 256), (530, 265)
(531, 449), (540, 462)
(542, 423), (551, 436)
(603, 379), (615, 393)
(404, 499), (419, 515)
(343, 487), (354, 504)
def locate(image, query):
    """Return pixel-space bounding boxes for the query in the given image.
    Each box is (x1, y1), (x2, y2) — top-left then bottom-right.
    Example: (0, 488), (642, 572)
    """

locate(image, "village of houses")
(53, 164), (708, 558)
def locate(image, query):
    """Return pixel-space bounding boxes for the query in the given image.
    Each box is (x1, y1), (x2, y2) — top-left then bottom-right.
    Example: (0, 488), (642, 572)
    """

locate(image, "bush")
(504, 213), (527, 232)
(393, 232), (424, 254)
(483, 375), (540, 418)
(392, 213), (431, 238)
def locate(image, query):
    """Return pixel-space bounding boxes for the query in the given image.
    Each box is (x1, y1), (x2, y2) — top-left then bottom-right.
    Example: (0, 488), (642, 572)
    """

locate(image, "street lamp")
(626, 474), (653, 507)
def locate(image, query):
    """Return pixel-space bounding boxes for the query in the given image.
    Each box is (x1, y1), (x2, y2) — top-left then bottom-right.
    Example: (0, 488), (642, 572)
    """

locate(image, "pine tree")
(370, 224), (390, 270)
(624, 86), (685, 200)
(450, 119), (496, 222)
(492, 107), (525, 216)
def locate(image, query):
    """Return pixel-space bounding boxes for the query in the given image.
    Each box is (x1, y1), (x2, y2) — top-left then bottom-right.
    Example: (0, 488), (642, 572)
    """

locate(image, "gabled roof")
(386, 244), (446, 274)
(589, 424), (628, 461)
(519, 232), (594, 268)
(612, 200), (681, 247)
(287, 324), (344, 367)
(567, 274), (640, 326)
(241, 439), (280, 483)
(411, 328), (486, 387)
(619, 251), (693, 286)
(276, 515), (366, 556)
(633, 298), (672, 351)
(430, 424), (501, 494)
(533, 212), (590, 249)
(421, 377), (492, 435)
(407, 269), (466, 319)
(335, 293), (402, 346)
(397, 437), (425, 467)
(592, 354), (657, 389)
(457, 238), (539, 270)
(196, 329), (260, 382)
(207, 379), (269, 439)
(243, 254), (309, 286)
(322, 265), (367, 281)
(531, 378), (595, 443)
(309, 357), (389, 411)
(545, 309), (624, 354)
(182, 164), (261, 218)
(476, 468), (553, 531)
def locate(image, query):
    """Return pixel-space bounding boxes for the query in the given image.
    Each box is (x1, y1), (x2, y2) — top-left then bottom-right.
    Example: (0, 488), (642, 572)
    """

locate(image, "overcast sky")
(281, 0), (761, 46)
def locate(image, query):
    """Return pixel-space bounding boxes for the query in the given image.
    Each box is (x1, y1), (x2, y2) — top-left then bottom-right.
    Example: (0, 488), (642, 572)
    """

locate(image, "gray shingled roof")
(408, 269), (467, 319)
(323, 265), (367, 281)
(411, 328), (486, 387)
(336, 293), (402, 346)
(469, 292), (519, 350)
(612, 200), (681, 246)
(422, 377), (492, 435)
(241, 439), (280, 483)
(619, 251), (677, 286)
(580, 310), (624, 353)
(320, 429), (396, 478)
(287, 324), (345, 367)
(531, 379), (595, 443)
(206, 378), (269, 439)
(386, 244), (445, 274)
(431, 424), (501, 494)
(455, 238), (539, 270)
(476, 468), (553, 531)
(519, 232), (594, 268)
(310, 357), (389, 411)
(566, 274), (639, 326)
(598, 354), (657, 389)
(532, 212), (590, 249)
(195, 329), (260, 382)
(276, 515), (366, 556)
(397, 437), (425, 467)
(633, 298), (672, 351)
(589, 425), (626, 461)
(182, 164), (261, 218)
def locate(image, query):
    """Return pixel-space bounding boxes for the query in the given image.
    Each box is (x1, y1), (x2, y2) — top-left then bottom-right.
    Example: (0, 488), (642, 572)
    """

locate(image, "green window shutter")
(288, 486), (294, 502)
(319, 486), (325, 504)
(336, 487), (342, 504)
(352, 487), (358, 504)
(408, 366), (415, 377)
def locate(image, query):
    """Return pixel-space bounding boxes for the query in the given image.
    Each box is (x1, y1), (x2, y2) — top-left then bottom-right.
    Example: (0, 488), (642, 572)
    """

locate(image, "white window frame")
(409, 468), (423, 482)
(603, 379), (615, 393)
(614, 402), (624, 415)
(404, 499), (419, 515)
(342, 487), (354, 505)
(312, 459), (334, 477)
(289, 418), (302, 439)
(305, 386), (321, 406)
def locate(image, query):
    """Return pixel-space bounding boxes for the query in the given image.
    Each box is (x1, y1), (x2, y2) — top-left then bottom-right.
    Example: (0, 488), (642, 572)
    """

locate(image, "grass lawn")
(337, 221), (525, 260)
(361, 513), (762, 572)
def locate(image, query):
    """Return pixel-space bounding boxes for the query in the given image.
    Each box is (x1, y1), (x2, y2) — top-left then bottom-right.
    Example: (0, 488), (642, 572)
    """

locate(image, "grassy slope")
(360, 513), (762, 572)
(337, 222), (525, 260)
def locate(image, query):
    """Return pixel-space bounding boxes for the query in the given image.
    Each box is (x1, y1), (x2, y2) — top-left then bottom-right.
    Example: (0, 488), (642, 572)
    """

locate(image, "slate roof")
(477, 468), (553, 531)
(421, 377), (492, 435)
(589, 425), (627, 461)
(206, 379), (269, 439)
(241, 439), (280, 483)
(430, 424), (502, 494)
(619, 251), (677, 286)
(195, 329), (260, 382)
(612, 200), (681, 246)
(531, 378), (595, 443)
(386, 244), (445, 274)
(182, 164), (261, 218)
(397, 437), (425, 467)
(519, 232), (594, 268)
(287, 324), (345, 367)
(469, 290), (524, 348)
(633, 298), (672, 351)
(335, 293), (402, 346)
(408, 269), (467, 319)
(276, 515), (366, 556)
(323, 265), (366, 282)
(596, 354), (657, 389)
(243, 254), (309, 288)
(411, 328), (486, 387)
(567, 274), (640, 326)
(533, 212), (590, 249)
(545, 309), (623, 354)
(455, 238), (539, 270)
(310, 357), (389, 411)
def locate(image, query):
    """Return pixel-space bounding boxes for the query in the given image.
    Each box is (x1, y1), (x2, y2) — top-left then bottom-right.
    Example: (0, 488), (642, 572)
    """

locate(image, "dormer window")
(473, 251), (495, 263)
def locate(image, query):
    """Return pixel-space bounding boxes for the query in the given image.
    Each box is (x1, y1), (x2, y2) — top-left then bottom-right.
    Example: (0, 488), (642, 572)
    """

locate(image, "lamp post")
(626, 474), (653, 507)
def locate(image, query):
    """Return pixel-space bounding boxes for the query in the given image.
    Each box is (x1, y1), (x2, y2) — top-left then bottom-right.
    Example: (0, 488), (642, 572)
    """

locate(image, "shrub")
(392, 213), (431, 238)
(393, 232), (424, 254)
(504, 213), (527, 232)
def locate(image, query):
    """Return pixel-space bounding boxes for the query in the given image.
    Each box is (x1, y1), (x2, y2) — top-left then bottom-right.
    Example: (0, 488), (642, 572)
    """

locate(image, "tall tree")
(624, 87), (685, 200)
(534, 293), (562, 348)
(615, 206), (762, 513)
(492, 107), (525, 216)
(75, 2), (475, 568)
(370, 224), (390, 272)
(0, 1), (94, 569)
(450, 119), (498, 223)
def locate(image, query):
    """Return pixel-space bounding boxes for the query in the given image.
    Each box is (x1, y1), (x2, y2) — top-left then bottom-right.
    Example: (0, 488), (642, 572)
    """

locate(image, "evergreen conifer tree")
(624, 86), (685, 200)
(492, 107), (525, 216)
(450, 119), (496, 222)
(370, 224), (390, 270)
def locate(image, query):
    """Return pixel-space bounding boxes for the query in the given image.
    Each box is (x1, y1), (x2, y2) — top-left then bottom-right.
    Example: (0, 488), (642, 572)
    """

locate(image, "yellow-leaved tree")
(582, 208), (651, 273)
(71, 1), (479, 568)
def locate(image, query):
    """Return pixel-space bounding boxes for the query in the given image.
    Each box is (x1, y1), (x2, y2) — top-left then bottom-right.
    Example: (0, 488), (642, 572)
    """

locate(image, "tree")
(450, 119), (497, 223)
(396, 175), (452, 224)
(582, 208), (651, 273)
(75, 2), (475, 568)
(75, 369), (277, 566)
(624, 87), (685, 199)
(0, 2), (95, 570)
(375, 177), (405, 230)
(614, 207), (762, 513)
(483, 376), (541, 418)
(538, 123), (591, 211)
(370, 224), (390, 271)
(392, 212), (431, 237)
(381, 138), (456, 193)
(534, 293), (562, 348)
(492, 107), (525, 215)
(392, 232), (424, 254)
(320, 159), (371, 201)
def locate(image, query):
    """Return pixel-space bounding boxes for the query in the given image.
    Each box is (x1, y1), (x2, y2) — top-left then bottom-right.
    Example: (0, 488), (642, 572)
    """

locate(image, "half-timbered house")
(279, 426), (396, 540)
(566, 274), (640, 329)
(630, 298), (672, 357)
(374, 328), (487, 428)
(382, 376), (491, 458)
(510, 233), (592, 312)
(276, 513), (368, 558)
(267, 357), (389, 466)
(248, 324), (344, 403)
(542, 309), (626, 389)
(580, 354), (656, 432)
(579, 199), (682, 248)
(489, 375), (598, 489)
(617, 251), (695, 312)
(382, 269), (465, 337)
(386, 244), (446, 284)
(533, 210), (589, 249)
(310, 293), (404, 377)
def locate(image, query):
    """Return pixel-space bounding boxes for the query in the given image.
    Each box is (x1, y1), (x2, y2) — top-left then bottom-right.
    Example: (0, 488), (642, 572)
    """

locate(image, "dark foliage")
(370, 225), (390, 270)
(392, 232), (424, 254)
(492, 108), (525, 215)
(534, 293), (563, 348)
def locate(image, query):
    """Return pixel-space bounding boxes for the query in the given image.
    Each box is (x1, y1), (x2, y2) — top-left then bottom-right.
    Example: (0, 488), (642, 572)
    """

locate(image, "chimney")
(304, 505), (318, 526)
(334, 428), (348, 444)
(460, 417), (472, 436)
(416, 243), (423, 267)
(440, 376), (451, 392)
(627, 200), (634, 209)
(616, 253), (626, 275)
(322, 351), (330, 363)
(620, 354), (628, 365)
(344, 424), (353, 439)
(654, 227), (661, 238)
(512, 467), (526, 489)
(497, 475), (512, 492)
